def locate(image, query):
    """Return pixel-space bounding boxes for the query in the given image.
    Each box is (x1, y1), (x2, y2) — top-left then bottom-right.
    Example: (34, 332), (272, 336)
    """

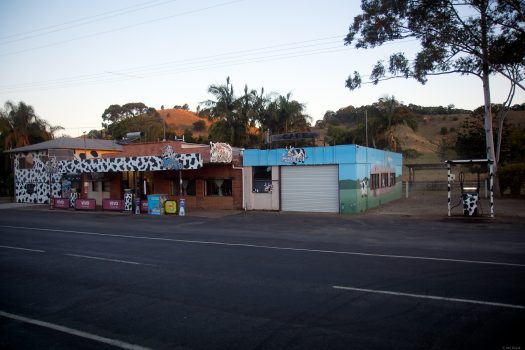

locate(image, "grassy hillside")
(157, 108), (212, 139)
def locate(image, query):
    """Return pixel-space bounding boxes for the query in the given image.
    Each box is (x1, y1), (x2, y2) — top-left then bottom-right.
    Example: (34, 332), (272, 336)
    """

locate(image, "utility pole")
(365, 109), (368, 147)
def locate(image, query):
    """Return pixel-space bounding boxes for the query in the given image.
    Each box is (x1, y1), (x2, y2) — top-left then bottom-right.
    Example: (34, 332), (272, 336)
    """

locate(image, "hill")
(312, 107), (525, 184)
(157, 108), (212, 138)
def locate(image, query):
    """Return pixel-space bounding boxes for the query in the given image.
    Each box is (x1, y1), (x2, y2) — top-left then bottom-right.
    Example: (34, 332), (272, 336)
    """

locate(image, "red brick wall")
(108, 164), (243, 210)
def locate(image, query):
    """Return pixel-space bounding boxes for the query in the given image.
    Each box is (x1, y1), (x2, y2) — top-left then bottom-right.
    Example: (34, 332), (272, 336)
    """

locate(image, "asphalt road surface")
(1, 209), (524, 349)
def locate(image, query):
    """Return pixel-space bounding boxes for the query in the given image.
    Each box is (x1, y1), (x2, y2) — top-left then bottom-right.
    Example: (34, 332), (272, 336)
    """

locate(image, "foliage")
(326, 125), (357, 145)
(192, 120), (206, 132)
(110, 114), (164, 142)
(87, 129), (104, 139)
(437, 136), (456, 161)
(498, 163), (525, 196)
(344, 1), (524, 89)
(173, 104), (190, 110)
(344, 0), (525, 196)
(319, 97), (417, 150)
(455, 105), (512, 161)
(0, 100), (63, 195)
(99, 102), (160, 140)
(0, 101), (63, 149)
(408, 104), (471, 115)
(101, 102), (156, 133)
(402, 148), (422, 160)
(500, 127), (525, 165)
(200, 77), (311, 147)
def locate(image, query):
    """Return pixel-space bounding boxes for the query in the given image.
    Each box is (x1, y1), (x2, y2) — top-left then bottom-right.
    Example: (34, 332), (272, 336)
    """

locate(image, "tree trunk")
(480, 2), (500, 197)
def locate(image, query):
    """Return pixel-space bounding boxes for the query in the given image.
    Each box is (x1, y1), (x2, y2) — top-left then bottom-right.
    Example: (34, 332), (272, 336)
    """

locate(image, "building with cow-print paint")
(5, 137), (243, 211)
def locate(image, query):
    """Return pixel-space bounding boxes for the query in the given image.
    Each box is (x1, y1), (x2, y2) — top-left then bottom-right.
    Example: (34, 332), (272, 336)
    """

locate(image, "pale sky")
(1, 0), (523, 137)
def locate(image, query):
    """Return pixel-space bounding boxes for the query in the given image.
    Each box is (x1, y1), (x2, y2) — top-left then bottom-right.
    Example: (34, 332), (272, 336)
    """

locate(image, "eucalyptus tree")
(100, 102), (158, 139)
(344, 0), (525, 195)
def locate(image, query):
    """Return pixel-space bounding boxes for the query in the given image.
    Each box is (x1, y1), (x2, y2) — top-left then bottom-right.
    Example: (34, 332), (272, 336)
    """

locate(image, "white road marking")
(1, 224), (524, 268)
(0, 245), (45, 253)
(65, 253), (146, 265)
(0, 310), (152, 350)
(333, 285), (525, 310)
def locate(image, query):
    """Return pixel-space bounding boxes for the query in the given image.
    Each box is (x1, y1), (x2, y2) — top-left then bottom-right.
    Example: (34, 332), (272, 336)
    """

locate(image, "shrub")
(402, 148), (422, 159)
(440, 127), (448, 135)
(498, 163), (525, 196)
(192, 120), (206, 132)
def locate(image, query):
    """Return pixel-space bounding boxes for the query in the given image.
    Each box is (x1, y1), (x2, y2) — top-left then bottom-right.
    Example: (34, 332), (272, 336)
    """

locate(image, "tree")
(100, 102), (157, 138)
(0, 101), (63, 149)
(202, 77), (249, 147)
(200, 77), (312, 147)
(192, 120), (206, 132)
(101, 103), (155, 130)
(455, 105), (511, 160)
(345, 0), (525, 196)
(264, 92), (311, 135)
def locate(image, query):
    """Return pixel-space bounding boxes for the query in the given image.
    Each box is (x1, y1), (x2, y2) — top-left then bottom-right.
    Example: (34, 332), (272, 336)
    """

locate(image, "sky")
(1, 0), (523, 138)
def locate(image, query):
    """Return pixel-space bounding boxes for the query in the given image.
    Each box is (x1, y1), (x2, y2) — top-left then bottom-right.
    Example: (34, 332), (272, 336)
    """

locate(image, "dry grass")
(158, 108), (213, 138)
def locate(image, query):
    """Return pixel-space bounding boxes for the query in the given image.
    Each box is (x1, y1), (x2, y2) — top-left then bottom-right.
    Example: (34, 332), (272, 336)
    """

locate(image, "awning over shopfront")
(57, 154), (203, 174)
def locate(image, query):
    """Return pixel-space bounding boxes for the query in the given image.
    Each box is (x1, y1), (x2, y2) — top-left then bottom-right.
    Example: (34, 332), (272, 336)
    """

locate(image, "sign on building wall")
(281, 146), (307, 165)
(210, 142), (233, 163)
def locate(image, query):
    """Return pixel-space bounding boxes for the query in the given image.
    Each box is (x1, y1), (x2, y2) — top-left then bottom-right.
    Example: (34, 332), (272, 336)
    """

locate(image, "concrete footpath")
(0, 192), (523, 220)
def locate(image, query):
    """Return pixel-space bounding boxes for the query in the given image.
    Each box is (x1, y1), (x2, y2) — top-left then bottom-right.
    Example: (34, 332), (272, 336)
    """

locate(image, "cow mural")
(359, 178), (368, 197)
(282, 146), (307, 165)
(210, 142), (233, 163)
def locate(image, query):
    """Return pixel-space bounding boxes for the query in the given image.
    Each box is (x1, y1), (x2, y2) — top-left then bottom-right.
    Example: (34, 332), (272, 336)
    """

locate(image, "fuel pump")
(459, 171), (480, 216)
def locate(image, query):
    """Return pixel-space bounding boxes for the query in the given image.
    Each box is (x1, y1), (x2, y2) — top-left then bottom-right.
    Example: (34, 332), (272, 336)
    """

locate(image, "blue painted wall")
(244, 145), (402, 213)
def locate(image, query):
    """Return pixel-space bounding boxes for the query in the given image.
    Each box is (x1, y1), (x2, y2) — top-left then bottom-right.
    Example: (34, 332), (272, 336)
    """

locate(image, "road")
(1, 209), (524, 349)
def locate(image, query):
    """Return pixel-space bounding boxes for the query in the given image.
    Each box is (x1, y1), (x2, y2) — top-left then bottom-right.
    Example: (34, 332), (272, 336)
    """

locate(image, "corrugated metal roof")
(4, 137), (123, 153)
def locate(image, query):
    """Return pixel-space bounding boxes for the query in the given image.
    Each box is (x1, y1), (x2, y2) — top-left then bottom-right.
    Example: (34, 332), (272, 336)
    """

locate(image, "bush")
(440, 127), (448, 135)
(402, 148), (422, 159)
(498, 163), (525, 196)
(192, 120), (206, 132)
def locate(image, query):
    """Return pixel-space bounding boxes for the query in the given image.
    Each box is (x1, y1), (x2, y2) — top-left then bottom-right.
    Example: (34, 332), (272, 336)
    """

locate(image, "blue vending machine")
(147, 194), (167, 215)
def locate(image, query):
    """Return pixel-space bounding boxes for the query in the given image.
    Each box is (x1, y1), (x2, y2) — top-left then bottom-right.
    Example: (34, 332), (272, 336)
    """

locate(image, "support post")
(447, 162), (451, 217)
(489, 162), (494, 218)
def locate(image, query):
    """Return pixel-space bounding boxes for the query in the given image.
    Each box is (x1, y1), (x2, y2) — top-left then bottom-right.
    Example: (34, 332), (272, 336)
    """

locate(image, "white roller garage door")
(281, 165), (339, 213)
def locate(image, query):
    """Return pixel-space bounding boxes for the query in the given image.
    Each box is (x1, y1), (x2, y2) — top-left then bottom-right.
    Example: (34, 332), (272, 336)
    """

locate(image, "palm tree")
(0, 101), (63, 149)
(202, 77), (252, 147)
(268, 93), (311, 134)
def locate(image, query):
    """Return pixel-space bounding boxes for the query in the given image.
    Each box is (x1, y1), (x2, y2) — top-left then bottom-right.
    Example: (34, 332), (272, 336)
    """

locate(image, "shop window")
(18, 155), (34, 169)
(252, 166), (273, 193)
(91, 181), (98, 192)
(206, 179), (232, 196)
(102, 181), (109, 192)
(172, 179), (196, 196)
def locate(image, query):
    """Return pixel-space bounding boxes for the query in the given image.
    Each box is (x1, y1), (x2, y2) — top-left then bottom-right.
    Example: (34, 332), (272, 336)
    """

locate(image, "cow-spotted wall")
(14, 152), (203, 204)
